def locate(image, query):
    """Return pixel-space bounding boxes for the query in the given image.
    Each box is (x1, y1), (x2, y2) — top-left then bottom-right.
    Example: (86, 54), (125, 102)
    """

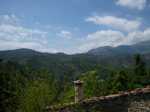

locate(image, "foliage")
(1, 53), (150, 112)
(19, 81), (51, 112)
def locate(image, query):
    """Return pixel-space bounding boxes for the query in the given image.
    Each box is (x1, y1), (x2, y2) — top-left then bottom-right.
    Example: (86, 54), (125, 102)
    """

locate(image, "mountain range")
(0, 40), (150, 77)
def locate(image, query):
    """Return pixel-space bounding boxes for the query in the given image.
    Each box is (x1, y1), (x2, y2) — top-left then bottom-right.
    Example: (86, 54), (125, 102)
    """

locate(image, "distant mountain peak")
(87, 41), (150, 56)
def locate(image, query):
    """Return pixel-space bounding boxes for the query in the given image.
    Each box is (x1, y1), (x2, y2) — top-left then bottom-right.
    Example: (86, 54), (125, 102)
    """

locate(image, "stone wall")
(46, 87), (150, 112)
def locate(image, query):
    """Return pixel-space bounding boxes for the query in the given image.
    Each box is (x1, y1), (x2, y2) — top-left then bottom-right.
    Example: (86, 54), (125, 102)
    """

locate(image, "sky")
(0, 0), (150, 54)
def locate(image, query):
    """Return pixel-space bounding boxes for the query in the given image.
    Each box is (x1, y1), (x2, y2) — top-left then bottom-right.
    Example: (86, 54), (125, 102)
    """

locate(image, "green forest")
(1, 54), (150, 112)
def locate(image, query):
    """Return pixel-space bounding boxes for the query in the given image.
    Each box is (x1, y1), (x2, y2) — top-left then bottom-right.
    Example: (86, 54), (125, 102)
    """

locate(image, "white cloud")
(0, 24), (47, 43)
(124, 28), (150, 44)
(86, 16), (141, 32)
(116, 0), (147, 10)
(0, 40), (58, 53)
(78, 29), (150, 53)
(78, 30), (125, 52)
(57, 30), (72, 39)
(0, 14), (57, 53)
(0, 14), (20, 25)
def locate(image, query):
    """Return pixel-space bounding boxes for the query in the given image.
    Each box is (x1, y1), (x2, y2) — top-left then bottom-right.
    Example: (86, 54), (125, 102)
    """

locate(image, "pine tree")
(134, 54), (147, 85)
(111, 71), (128, 92)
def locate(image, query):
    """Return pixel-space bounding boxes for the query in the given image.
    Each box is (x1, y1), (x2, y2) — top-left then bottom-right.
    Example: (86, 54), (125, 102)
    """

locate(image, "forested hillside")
(1, 41), (150, 112)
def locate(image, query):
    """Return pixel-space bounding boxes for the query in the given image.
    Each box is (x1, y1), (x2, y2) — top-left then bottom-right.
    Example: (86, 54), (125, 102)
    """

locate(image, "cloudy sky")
(0, 0), (150, 54)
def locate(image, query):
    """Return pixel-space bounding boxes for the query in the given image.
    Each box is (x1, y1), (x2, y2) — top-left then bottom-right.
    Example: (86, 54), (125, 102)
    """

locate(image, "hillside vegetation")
(1, 41), (150, 112)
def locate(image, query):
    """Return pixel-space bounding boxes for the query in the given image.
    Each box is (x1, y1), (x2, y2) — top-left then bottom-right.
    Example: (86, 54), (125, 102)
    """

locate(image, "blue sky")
(0, 0), (150, 54)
